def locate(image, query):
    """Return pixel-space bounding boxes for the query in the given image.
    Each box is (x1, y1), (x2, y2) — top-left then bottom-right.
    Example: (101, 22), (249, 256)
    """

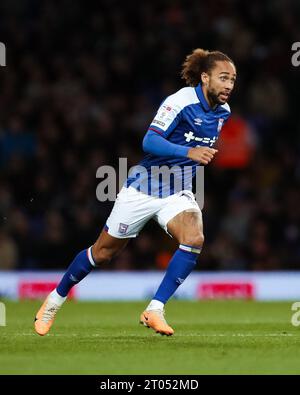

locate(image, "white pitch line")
(1, 333), (296, 338)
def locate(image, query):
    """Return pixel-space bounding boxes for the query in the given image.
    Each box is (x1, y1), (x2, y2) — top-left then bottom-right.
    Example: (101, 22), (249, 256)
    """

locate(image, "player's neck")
(202, 88), (218, 110)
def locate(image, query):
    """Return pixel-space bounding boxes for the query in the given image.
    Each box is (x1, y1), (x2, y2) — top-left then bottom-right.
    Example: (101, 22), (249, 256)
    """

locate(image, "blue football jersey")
(127, 83), (231, 197)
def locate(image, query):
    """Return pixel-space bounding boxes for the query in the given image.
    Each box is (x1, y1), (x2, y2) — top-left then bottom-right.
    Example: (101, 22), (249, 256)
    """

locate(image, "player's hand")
(187, 146), (218, 164)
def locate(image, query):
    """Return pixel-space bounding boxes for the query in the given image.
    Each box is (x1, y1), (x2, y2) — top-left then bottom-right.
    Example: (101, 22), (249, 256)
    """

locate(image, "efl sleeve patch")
(150, 101), (181, 134)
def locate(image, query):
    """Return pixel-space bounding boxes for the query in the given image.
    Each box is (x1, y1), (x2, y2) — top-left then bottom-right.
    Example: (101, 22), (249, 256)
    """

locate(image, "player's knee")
(181, 232), (204, 247)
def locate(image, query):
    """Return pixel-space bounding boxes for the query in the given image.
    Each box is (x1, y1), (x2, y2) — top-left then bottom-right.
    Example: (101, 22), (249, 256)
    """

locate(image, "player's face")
(203, 61), (236, 106)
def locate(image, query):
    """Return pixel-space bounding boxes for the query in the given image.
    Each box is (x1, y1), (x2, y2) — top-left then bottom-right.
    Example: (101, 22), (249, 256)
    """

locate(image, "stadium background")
(2, 1), (300, 375)
(0, 0), (300, 275)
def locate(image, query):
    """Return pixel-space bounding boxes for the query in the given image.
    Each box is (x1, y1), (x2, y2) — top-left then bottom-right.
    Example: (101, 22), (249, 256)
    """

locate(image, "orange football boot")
(34, 295), (61, 336)
(140, 309), (174, 336)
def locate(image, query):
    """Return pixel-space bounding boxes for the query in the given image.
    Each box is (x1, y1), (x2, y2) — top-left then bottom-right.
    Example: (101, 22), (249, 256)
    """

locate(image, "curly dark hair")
(181, 48), (235, 87)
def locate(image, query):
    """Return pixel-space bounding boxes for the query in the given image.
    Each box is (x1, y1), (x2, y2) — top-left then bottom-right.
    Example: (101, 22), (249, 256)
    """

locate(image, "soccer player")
(35, 48), (236, 336)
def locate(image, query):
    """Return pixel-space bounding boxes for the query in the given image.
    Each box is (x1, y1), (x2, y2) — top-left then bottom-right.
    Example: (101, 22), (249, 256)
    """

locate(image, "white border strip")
(179, 244), (202, 254)
(87, 247), (96, 267)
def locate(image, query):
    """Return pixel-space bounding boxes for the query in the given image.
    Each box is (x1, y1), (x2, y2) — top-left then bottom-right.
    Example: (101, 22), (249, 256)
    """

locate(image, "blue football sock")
(153, 244), (202, 304)
(56, 247), (96, 297)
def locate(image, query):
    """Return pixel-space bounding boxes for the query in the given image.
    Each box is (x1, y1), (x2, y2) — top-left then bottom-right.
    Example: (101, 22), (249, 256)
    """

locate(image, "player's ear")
(201, 72), (209, 86)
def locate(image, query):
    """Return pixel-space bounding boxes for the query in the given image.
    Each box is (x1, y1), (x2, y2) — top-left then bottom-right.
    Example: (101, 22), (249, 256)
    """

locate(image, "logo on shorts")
(118, 223), (129, 234)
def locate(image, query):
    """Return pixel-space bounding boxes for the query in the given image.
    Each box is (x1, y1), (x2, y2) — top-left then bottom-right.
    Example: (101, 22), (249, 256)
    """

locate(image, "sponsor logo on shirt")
(184, 131), (217, 147)
(152, 119), (166, 127)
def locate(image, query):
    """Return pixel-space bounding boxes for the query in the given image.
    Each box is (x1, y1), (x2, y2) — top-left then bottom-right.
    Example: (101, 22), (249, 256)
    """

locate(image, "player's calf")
(92, 229), (129, 264)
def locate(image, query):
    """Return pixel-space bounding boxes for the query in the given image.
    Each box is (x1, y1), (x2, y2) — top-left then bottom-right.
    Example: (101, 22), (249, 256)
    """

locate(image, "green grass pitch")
(1, 300), (300, 374)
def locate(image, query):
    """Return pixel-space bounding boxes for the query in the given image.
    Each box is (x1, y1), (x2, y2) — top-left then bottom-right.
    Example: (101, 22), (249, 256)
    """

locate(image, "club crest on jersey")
(118, 223), (129, 234)
(217, 118), (224, 132)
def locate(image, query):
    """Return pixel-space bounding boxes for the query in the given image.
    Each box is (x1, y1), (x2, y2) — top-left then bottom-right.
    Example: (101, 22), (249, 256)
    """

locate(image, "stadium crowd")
(0, 0), (300, 271)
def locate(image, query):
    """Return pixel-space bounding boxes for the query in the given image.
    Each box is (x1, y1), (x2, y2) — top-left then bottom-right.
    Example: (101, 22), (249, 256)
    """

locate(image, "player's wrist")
(174, 145), (190, 158)
(187, 147), (195, 159)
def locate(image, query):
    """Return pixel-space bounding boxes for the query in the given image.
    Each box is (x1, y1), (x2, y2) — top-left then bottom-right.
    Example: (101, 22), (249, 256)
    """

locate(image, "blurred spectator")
(213, 115), (256, 169)
(0, 228), (18, 270)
